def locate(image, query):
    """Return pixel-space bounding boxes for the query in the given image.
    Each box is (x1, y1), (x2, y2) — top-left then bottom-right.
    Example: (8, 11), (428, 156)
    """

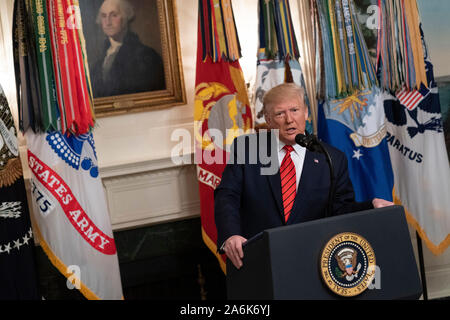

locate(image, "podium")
(227, 206), (422, 300)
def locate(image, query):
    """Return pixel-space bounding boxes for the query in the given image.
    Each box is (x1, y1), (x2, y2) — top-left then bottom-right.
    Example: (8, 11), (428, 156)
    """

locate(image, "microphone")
(295, 133), (321, 152)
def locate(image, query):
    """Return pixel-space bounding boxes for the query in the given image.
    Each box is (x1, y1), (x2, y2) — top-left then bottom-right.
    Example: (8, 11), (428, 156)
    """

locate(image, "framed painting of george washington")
(78, 0), (185, 116)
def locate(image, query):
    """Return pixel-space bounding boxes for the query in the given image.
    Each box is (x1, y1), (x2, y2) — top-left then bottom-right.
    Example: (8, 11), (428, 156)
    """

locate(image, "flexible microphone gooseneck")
(295, 133), (335, 218)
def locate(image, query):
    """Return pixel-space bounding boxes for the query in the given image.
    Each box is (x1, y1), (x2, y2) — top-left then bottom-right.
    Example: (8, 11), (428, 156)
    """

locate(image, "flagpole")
(416, 231), (428, 300)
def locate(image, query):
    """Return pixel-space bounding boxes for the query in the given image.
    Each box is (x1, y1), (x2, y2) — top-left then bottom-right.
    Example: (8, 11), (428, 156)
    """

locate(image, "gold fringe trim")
(201, 227), (226, 274)
(0, 157), (23, 188)
(393, 188), (450, 256)
(33, 223), (124, 300)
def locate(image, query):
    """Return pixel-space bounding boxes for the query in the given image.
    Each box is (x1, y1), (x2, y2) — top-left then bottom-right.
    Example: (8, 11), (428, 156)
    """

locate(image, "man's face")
(265, 97), (308, 145)
(99, 1), (125, 39)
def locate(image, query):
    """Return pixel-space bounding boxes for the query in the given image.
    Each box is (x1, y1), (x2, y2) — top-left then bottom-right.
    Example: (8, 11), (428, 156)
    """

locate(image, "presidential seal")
(320, 232), (376, 297)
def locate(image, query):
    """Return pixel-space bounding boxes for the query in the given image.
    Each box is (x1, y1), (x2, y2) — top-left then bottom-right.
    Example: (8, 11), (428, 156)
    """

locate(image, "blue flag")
(318, 88), (394, 202)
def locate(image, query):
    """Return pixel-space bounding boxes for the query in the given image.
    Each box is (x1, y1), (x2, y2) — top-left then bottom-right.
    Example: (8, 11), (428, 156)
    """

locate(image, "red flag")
(194, 0), (252, 273)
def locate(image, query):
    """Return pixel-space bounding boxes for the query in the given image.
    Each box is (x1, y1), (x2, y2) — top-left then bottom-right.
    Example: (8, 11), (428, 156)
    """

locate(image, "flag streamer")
(199, 0), (241, 62)
(14, 0), (95, 136)
(376, 0), (427, 92)
(254, 0), (311, 130)
(314, 0), (378, 100)
(259, 0), (300, 61)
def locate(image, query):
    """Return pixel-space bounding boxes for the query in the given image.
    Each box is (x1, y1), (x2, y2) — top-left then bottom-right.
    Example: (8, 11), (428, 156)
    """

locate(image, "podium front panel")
(227, 206), (422, 300)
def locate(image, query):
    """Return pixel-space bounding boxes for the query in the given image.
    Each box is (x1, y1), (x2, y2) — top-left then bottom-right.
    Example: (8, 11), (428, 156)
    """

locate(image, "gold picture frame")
(79, 0), (186, 117)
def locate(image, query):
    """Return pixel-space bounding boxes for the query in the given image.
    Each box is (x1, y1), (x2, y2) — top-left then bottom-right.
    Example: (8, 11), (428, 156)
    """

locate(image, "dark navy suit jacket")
(214, 132), (372, 249)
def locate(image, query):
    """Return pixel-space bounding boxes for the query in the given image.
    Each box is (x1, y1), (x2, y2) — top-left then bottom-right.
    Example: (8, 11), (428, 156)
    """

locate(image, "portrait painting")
(78, 0), (185, 116)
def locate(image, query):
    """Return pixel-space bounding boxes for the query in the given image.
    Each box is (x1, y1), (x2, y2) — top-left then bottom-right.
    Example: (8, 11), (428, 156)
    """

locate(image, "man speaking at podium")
(214, 83), (393, 269)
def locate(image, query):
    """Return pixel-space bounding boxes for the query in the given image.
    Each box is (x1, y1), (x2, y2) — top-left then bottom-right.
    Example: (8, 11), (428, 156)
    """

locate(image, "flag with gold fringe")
(381, 0), (450, 255)
(0, 85), (40, 299)
(253, 0), (312, 132)
(13, 0), (123, 299)
(316, 0), (394, 202)
(195, 0), (253, 273)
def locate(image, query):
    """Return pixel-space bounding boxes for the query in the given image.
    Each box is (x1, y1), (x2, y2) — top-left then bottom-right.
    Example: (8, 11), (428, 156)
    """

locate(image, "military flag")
(25, 130), (123, 299)
(0, 86), (40, 300)
(315, 0), (394, 202)
(253, 0), (311, 132)
(381, 4), (450, 254)
(195, 0), (253, 273)
(13, 0), (123, 299)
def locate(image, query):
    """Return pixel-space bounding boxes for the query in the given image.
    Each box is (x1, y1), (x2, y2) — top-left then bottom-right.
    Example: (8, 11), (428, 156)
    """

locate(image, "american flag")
(395, 84), (430, 111)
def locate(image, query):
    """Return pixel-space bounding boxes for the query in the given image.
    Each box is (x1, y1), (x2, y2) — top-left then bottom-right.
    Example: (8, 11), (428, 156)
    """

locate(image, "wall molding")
(100, 154), (200, 231)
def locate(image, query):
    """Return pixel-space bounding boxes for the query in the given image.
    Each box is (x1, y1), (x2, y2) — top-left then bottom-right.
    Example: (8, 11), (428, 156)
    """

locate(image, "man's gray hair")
(96, 0), (136, 25)
(262, 83), (306, 116)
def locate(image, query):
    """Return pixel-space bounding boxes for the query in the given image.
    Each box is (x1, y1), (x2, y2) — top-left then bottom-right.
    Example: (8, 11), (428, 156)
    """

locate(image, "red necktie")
(280, 145), (296, 222)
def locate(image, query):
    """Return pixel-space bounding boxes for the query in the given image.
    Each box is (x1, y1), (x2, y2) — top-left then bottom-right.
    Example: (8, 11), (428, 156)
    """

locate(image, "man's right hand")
(223, 235), (247, 269)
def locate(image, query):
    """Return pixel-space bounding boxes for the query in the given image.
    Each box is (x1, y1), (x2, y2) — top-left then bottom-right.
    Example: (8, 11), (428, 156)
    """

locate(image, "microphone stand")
(296, 133), (335, 217)
(315, 140), (335, 218)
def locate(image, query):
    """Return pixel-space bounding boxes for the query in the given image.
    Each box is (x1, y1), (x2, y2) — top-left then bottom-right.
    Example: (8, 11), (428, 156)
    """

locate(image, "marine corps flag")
(195, 0), (253, 273)
(13, 0), (123, 299)
(0, 86), (40, 299)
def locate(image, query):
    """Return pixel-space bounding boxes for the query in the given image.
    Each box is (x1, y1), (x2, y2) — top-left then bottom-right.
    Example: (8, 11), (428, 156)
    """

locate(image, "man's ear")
(264, 114), (271, 127)
(264, 109), (272, 127)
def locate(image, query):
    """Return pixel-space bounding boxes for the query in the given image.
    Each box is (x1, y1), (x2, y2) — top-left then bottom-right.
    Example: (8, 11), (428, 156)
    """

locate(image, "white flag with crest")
(25, 130), (123, 299)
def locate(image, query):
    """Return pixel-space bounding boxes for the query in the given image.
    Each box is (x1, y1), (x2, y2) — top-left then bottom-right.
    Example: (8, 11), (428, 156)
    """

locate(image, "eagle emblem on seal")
(335, 248), (362, 281)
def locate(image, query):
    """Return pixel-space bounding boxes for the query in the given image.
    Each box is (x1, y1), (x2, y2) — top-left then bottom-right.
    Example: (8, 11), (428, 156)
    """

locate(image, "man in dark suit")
(215, 83), (393, 269)
(92, 0), (165, 98)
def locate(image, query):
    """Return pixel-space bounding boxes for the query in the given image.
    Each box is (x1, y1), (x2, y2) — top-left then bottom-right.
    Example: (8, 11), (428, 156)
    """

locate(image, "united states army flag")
(26, 130), (123, 299)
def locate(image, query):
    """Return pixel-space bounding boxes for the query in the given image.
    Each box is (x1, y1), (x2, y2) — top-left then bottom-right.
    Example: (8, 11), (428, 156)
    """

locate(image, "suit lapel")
(261, 131), (284, 223)
(287, 150), (324, 223)
(266, 171), (284, 222)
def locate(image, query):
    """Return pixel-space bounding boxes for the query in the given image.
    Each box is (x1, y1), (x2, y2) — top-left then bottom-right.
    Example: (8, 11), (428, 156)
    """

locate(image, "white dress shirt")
(277, 141), (306, 191)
